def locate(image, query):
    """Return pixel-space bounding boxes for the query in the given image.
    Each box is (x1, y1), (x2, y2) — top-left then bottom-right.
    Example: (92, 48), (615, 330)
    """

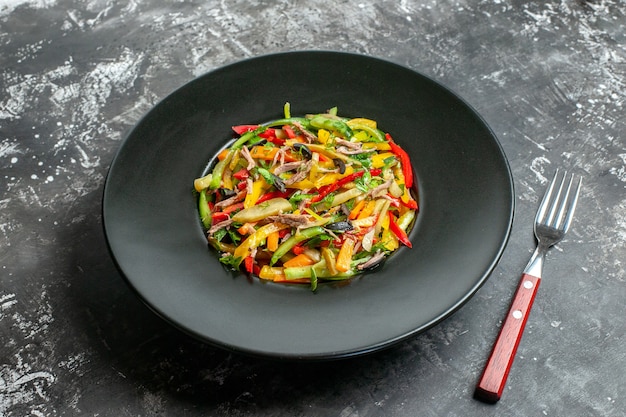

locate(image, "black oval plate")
(103, 51), (514, 360)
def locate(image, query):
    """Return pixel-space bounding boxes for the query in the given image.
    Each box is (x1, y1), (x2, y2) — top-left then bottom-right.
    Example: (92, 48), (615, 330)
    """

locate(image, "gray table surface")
(1, 1), (625, 416)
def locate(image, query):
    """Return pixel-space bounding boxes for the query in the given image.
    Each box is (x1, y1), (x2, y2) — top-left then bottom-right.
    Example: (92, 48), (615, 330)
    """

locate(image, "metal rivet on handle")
(512, 310), (523, 319)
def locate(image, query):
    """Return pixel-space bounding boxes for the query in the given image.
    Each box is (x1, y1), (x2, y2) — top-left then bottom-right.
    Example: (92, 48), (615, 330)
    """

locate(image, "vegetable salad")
(194, 104), (418, 290)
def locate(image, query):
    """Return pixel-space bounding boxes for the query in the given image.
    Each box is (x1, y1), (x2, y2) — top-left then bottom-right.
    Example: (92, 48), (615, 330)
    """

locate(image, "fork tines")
(536, 170), (582, 232)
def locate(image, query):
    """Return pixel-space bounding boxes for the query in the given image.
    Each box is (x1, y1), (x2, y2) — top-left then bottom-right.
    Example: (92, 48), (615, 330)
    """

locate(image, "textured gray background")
(1, 0), (625, 416)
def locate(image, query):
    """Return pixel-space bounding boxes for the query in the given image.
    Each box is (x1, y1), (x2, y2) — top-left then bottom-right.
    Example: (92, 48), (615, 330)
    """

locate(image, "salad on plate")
(194, 104), (418, 290)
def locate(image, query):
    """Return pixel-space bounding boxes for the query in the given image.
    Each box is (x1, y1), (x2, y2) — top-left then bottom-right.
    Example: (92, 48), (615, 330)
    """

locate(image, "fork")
(474, 170), (582, 403)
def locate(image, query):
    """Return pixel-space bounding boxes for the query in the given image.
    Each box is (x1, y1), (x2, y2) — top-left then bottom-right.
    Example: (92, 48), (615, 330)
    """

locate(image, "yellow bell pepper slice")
(288, 179), (316, 190)
(259, 265), (286, 281)
(362, 142), (392, 151)
(371, 152), (396, 168)
(306, 144), (356, 165)
(314, 173), (344, 188)
(357, 200), (377, 220)
(228, 150), (241, 171)
(317, 128), (331, 144)
(336, 238), (356, 272)
(244, 180), (266, 208)
(283, 253), (316, 268)
(321, 247), (339, 276)
(347, 118), (377, 129)
(401, 185), (412, 205)
(346, 119), (384, 142)
(221, 167), (234, 190)
(267, 230), (280, 252)
(233, 223), (290, 265)
(349, 199), (366, 220)
(216, 149), (230, 161)
(352, 131), (368, 142)
(381, 228), (399, 251)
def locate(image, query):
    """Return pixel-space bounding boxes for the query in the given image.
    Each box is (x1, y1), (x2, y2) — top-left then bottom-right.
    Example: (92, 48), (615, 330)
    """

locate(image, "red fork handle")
(475, 273), (541, 403)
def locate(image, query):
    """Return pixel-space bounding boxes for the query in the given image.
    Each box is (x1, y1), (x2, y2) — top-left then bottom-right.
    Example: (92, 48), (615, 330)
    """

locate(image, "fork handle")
(475, 273), (541, 403)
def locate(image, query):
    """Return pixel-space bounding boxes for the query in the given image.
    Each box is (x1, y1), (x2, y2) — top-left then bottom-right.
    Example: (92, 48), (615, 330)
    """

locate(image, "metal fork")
(475, 170), (582, 403)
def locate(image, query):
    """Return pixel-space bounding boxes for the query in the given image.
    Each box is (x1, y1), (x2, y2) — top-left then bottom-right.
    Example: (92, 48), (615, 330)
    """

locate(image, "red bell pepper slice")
(317, 153), (330, 162)
(211, 211), (229, 225)
(269, 137), (285, 146)
(283, 125), (297, 139)
(386, 133), (413, 189)
(258, 128), (276, 138)
(212, 196), (245, 223)
(244, 256), (255, 273)
(310, 168), (383, 203)
(319, 239), (331, 248)
(388, 212), (412, 248)
(255, 189), (294, 205)
(291, 242), (306, 255)
(232, 125), (259, 135)
(403, 198), (418, 210)
(258, 128), (285, 146)
(233, 168), (249, 181)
